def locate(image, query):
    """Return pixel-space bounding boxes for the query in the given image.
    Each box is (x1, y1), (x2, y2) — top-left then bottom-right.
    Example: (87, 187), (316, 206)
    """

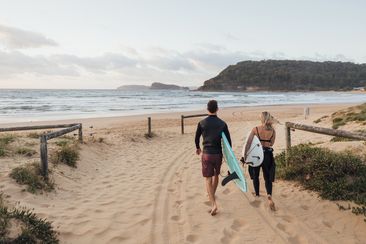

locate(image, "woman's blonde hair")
(261, 111), (274, 130)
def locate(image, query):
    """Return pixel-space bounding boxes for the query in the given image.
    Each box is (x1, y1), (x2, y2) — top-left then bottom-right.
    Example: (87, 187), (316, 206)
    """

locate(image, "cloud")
(143, 48), (196, 71)
(0, 24), (58, 49)
(0, 42), (358, 88)
(51, 53), (138, 73)
(224, 33), (240, 41)
(0, 50), (78, 77)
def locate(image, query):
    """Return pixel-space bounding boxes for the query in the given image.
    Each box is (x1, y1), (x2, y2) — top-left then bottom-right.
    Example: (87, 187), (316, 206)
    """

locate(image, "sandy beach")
(1, 103), (366, 244)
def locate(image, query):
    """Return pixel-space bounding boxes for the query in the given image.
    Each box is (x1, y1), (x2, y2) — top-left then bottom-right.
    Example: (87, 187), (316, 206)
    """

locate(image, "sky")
(0, 0), (365, 89)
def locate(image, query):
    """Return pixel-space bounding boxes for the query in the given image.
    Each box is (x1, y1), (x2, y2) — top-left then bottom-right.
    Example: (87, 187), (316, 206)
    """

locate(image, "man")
(195, 100), (231, 216)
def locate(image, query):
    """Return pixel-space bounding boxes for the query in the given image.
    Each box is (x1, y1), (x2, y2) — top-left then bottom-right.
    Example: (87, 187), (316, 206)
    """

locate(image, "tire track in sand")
(149, 141), (192, 243)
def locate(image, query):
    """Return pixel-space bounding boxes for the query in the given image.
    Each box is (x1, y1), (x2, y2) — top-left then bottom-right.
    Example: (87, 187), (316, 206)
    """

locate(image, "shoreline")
(0, 102), (362, 128)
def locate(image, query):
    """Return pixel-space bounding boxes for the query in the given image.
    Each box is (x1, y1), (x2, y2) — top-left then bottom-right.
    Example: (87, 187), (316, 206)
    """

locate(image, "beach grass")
(330, 129), (366, 142)
(313, 115), (328, 124)
(52, 143), (79, 168)
(275, 144), (366, 220)
(0, 134), (16, 157)
(15, 147), (37, 157)
(331, 103), (366, 129)
(0, 134), (16, 145)
(27, 132), (42, 139)
(55, 139), (70, 147)
(0, 193), (59, 243)
(330, 136), (357, 142)
(9, 163), (54, 194)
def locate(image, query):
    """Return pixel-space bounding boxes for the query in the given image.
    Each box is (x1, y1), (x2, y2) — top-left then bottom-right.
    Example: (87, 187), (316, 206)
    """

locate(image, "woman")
(244, 111), (276, 210)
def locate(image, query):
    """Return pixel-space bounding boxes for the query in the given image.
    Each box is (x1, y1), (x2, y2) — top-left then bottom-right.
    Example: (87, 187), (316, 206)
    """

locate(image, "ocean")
(0, 89), (365, 123)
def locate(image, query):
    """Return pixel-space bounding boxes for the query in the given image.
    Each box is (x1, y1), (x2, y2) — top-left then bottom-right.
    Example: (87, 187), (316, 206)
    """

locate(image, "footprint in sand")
(288, 235), (307, 244)
(136, 218), (149, 226)
(220, 228), (234, 244)
(280, 215), (294, 223)
(170, 215), (180, 221)
(107, 236), (130, 242)
(322, 220), (333, 228)
(186, 234), (198, 243)
(222, 188), (231, 195)
(249, 200), (261, 208)
(276, 223), (287, 232)
(230, 219), (248, 231)
(300, 205), (309, 210)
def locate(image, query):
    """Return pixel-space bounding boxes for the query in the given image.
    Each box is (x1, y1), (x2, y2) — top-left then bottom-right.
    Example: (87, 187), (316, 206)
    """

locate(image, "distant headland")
(199, 60), (366, 92)
(117, 82), (189, 91)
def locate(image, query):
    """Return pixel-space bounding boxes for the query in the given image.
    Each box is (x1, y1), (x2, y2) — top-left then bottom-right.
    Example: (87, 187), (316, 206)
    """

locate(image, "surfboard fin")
(221, 171), (239, 186)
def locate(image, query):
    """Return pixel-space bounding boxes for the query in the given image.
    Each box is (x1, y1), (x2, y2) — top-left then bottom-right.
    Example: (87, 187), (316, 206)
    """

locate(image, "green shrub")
(0, 194), (58, 243)
(0, 134), (15, 157)
(332, 120), (346, 129)
(53, 145), (79, 168)
(275, 144), (366, 219)
(0, 134), (15, 145)
(332, 117), (343, 123)
(9, 163), (54, 193)
(16, 147), (37, 157)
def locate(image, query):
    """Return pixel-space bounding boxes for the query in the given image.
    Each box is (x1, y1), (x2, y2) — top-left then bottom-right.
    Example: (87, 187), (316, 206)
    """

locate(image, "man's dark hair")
(207, 100), (218, 113)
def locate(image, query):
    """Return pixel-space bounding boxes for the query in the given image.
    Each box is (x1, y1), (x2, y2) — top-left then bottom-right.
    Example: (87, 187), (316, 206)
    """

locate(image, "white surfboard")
(242, 133), (264, 167)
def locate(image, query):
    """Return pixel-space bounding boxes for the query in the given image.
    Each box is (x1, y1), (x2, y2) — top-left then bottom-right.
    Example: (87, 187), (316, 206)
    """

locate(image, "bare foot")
(210, 206), (218, 216)
(268, 196), (276, 211)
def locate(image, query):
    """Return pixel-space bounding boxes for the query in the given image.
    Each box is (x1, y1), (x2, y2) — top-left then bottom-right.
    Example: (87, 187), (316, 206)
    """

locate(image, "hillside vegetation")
(199, 60), (366, 91)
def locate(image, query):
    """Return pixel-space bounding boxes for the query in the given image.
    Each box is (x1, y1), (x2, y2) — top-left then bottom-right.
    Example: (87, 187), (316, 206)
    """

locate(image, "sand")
(1, 103), (366, 244)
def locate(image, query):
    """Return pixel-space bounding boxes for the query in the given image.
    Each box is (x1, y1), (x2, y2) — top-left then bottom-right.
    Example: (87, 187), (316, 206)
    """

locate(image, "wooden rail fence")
(181, 114), (207, 134)
(285, 122), (366, 166)
(0, 123), (82, 177)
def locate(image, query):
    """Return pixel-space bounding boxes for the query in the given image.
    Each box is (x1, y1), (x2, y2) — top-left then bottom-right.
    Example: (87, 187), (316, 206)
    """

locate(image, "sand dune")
(1, 104), (365, 243)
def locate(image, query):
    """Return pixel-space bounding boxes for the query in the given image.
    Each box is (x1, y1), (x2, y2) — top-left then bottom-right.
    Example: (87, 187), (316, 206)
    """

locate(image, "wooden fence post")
(78, 124), (83, 143)
(40, 135), (48, 177)
(181, 115), (184, 134)
(148, 117), (152, 137)
(304, 107), (310, 119)
(285, 124), (291, 167)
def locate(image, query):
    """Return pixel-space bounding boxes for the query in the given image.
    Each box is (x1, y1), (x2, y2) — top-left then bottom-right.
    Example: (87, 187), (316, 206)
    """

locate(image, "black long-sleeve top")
(195, 115), (232, 154)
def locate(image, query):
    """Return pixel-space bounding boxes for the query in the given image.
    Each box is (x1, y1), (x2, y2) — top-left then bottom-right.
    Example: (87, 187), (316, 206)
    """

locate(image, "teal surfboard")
(221, 132), (247, 192)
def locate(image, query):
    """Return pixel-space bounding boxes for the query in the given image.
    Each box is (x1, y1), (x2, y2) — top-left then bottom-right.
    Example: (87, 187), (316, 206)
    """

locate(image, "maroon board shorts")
(201, 153), (223, 177)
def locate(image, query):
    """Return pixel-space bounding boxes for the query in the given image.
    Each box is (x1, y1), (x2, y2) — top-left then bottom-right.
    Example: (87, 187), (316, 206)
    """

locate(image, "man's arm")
(223, 124), (232, 147)
(195, 122), (202, 150)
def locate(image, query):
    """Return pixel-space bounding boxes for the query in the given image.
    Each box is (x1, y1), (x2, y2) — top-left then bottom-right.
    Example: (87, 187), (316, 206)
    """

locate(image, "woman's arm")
(270, 129), (276, 146)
